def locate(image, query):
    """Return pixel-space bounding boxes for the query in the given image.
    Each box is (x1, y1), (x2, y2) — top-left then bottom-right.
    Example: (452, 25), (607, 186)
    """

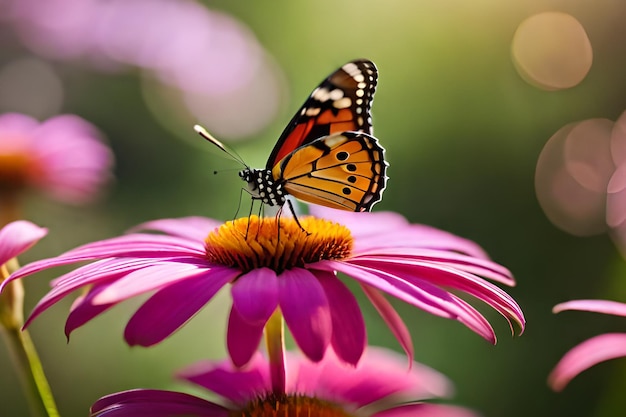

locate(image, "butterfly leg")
(286, 199), (311, 236)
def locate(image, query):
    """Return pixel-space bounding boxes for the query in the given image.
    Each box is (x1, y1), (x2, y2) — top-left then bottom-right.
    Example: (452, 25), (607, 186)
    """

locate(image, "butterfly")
(195, 59), (388, 214)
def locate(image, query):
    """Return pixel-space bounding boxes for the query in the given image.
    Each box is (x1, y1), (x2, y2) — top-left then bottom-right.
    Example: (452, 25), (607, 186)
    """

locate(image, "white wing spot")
(329, 88), (344, 100)
(342, 63), (358, 74)
(333, 97), (352, 109)
(353, 74), (365, 83)
(313, 88), (330, 101)
(356, 89), (364, 98)
(305, 107), (321, 116)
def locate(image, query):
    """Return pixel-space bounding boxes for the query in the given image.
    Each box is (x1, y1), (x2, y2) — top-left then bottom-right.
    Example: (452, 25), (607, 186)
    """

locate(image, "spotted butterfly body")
(200, 59), (388, 213)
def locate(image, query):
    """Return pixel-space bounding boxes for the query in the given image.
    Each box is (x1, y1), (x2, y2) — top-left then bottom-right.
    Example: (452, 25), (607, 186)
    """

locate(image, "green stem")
(1, 260), (60, 417)
(1, 327), (60, 417)
(265, 309), (286, 395)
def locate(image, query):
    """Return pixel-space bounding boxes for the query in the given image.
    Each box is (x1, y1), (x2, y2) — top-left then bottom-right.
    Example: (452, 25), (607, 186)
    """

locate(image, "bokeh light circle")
(0, 57), (64, 118)
(536, 119), (614, 236)
(512, 12), (592, 90)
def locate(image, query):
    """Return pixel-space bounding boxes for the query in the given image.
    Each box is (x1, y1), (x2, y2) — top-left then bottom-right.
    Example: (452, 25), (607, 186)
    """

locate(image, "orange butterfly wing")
(266, 59), (378, 169)
(272, 132), (387, 212)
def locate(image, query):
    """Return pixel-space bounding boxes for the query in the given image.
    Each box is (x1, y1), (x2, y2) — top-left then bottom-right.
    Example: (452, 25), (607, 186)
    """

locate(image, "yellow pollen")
(232, 393), (355, 417)
(205, 216), (353, 273)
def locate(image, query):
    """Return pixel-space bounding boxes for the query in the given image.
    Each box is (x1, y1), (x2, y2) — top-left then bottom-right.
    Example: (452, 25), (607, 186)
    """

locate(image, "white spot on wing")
(333, 97), (352, 109)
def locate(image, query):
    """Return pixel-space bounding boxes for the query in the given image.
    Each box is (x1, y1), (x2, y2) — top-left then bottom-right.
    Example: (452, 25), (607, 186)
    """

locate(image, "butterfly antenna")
(194, 124), (248, 168)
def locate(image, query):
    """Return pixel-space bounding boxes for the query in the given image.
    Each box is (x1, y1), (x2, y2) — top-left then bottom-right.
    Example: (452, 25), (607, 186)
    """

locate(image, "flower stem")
(265, 309), (286, 395)
(1, 262), (60, 417)
(2, 327), (60, 417)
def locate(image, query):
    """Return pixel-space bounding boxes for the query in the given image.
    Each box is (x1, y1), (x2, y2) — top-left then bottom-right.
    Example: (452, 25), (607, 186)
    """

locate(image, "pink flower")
(91, 347), (479, 417)
(1, 209), (524, 367)
(0, 220), (47, 268)
(0, 220), (47, 328)
(549, 299), (626, 391)
(0, 112), (113, 204)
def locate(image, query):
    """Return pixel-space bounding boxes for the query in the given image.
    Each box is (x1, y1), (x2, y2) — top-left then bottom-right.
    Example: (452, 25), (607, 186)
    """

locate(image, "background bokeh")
(2, 0), (626, 416)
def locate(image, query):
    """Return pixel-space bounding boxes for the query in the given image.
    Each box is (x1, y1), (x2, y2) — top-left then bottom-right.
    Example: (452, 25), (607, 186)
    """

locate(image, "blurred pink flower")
(91, 347), (479, 417)
(549, 299), (626, 391)
(0, 113), (113, 205)
(1, 210), (524, 367)
(0, 220), (47, 328)
(2, 0), (282, 138)
(0, 220), (47, 268)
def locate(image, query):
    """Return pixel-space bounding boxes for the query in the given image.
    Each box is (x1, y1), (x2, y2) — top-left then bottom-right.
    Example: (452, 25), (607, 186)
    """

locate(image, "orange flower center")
(0, 150), (36, 192)
(232, 393), (355, 417)
(205, 215), (353, 273)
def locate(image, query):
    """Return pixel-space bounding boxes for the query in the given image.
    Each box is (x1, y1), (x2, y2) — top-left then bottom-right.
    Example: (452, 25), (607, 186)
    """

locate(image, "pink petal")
(553, 299), (626, 317)
(354, 225), (490, 260)
(314, 269), (366, 366)
(231, 268), (278, 324)
(278, 268), (332, 362)
(309, 206), (409, 235)
(321, 260), (458, 319)
(352, 249), (514, 286)
(93, 262), (216, 304)
(0, 221), (47, 266)
(129, 216), (221, 241)
(448, 294), (496, 343)
(0, 112), (39, 134)
(227, 305), (266, 367)
(24, 258), (157, 328)
(124, 268), (236, 346)
(354, 257), (525, 334)
(4, 233), (205, 290)
(316, 348), (451, 406)
(65, 286), (116, 338)
(549, 333), (626, 391)
(90, 389), (227, 417)
(374, 403), (480, 417)
(178, 354), (269, 404)
(361, 285), (414, 364)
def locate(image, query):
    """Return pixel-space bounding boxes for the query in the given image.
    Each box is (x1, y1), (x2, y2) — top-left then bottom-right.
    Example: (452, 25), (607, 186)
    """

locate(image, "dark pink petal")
(549, 333), (626, 391)
(3, 233), (206, 291)
(352, 249), (514, 286)
(231, 268), (278, 324)
(321, 260), (458, 319)
(178, 354), (269, 404)
(278, 268), (332, 362)
(374, 403), (480, 417)
(65, 286), (116, 338)
(447, 294), (496, 343)
(314, 269), (366, 366)
(93, 262), (214, 304)
(124, 267), (237, 346)
(0, 221), (47, 266)
(129, 217), (221, 241)
(24, 258), (158, 328)
(553, 299), (626, 317)
(351, 257), (525, 334)
(91, 389), (227, 417)
(360, 284), (414, 364)
(227, 305), (266, 367)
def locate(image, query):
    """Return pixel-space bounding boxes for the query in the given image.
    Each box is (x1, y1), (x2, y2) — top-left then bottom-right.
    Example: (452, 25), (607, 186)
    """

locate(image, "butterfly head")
(239, 168), (286, 207)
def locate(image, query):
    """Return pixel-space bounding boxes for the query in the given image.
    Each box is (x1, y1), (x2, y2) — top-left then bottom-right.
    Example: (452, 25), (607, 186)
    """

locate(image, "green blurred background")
(2, 0), (626, 416)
